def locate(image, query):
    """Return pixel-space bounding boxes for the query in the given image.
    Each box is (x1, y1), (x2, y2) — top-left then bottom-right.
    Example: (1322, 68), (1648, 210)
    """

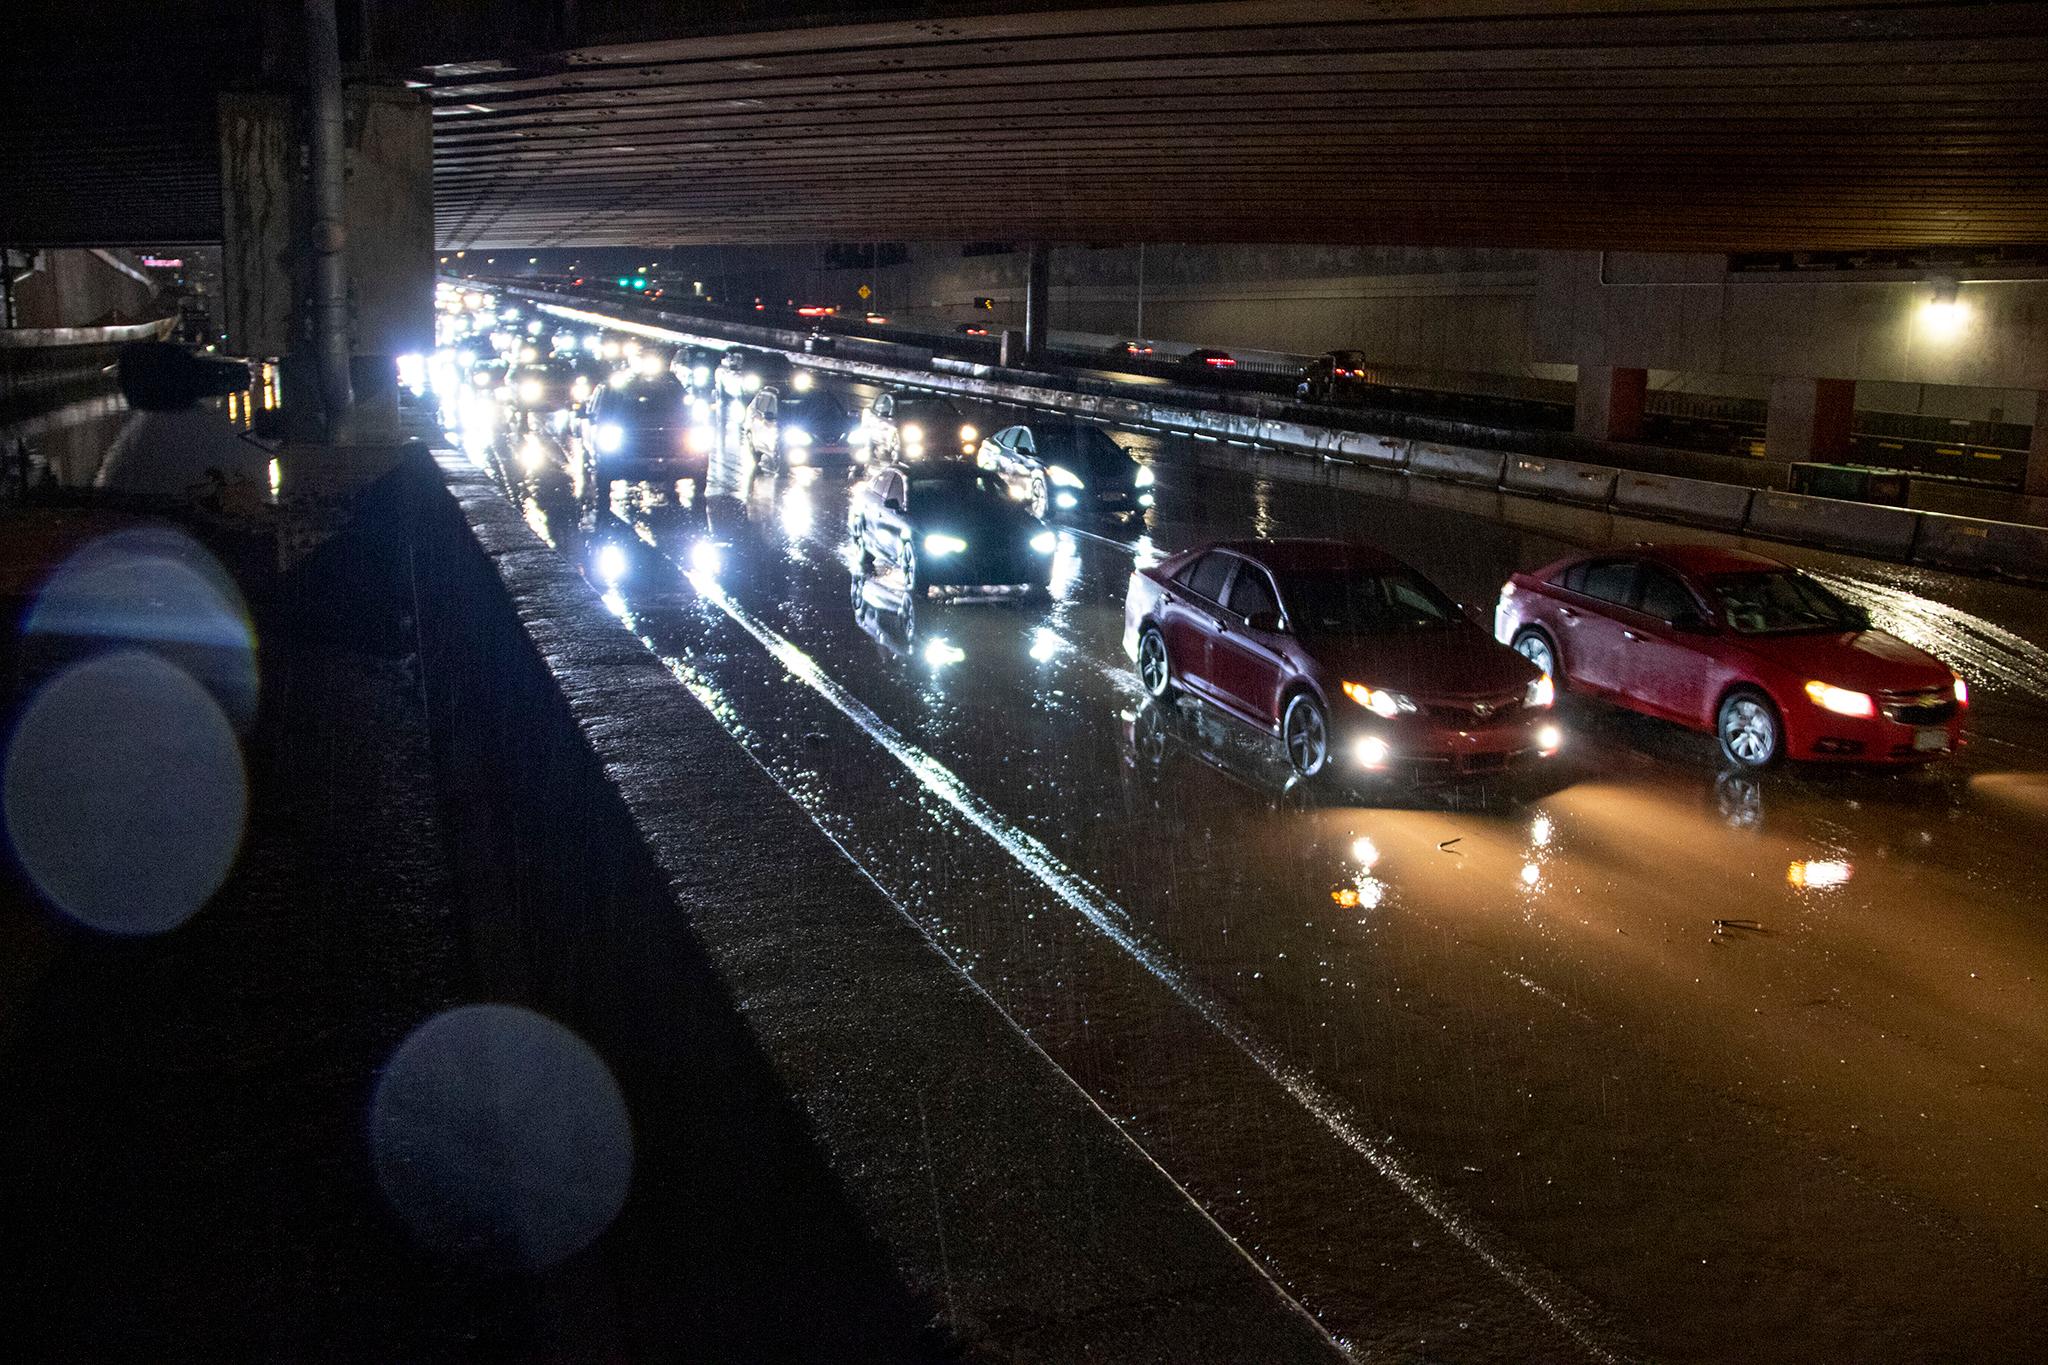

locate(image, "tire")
(901, 541), (918, 593)
(1137, 627), (1176, 702)
(1512, 626), (1560, 685)
(1027, 474), (1049, 521)
(1718, 688), (1783, 769)
(1282, 691), (1333, 781)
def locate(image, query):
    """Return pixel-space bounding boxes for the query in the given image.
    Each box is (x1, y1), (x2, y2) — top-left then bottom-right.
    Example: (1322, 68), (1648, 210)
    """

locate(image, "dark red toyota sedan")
(1123, 539), (1560, 782)
(1493, 544), (1967, 768)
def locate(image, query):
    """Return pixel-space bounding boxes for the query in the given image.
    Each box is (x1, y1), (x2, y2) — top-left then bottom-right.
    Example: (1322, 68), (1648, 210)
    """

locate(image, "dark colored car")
(672, 345), (719, 396)
(1493, 544), (1967, 768)
(976, 422), (1153, 520)
(580, 375), (711, 487)
(848, 462), (1057, 593)
(563, 355), (613, 411)
(740, 385), (862, 470)
(507, 360), (575, 414)
(956, 323), (992, 337)
(1295, 350), (1373, 403)
(716, 347), (794, 401)
(1101, 340), (1155, 360)
(1179, 348), (1237, 370)
(1124, 539), (1559, 782)
(861, 390), (978, 463)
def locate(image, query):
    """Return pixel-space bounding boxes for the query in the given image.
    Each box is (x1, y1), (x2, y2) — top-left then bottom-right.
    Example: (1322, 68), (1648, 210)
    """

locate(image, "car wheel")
(1718, 689), (1782, 769)
(901, 541), (917, 593)
(1028, 474), (1049, 521)
(1137, 627), (1176, 702)
(1512, 627), (1560, 685)
(1282, 691), (1332, 781)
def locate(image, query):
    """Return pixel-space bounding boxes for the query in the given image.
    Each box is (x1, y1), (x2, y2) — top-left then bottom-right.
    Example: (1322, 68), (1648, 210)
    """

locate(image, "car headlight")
(518, 379), (544, 403)
(783, 427), (811, 447)
(1953, 675), (1969, 705)
(924, 534), (968, 556)
(1526, 674), (1555, 708)
(571, 376), (591, 401)
(472, 371), (494, 388)
(959, 424), (977, 443)
(744, 374), (762, 393)
(1134, 464), (1155, 487)
(692, 365), (710, 385)
(1341, 682), (1417, 718)
(900, 422), (923, 444)
(792, 371), (814, 391)
(1030, 531), (1056, 553)
(594, 422), (625, 453)
(1804, 681), (1875, 718)
(1047, 464), (1085, 489)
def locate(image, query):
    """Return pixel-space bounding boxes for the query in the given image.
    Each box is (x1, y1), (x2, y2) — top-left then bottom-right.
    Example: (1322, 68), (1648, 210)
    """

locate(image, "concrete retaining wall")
(1743, 489), (1923, 560)
(1613, 471), (1757, 531)
(407, 450), (1339, 1363)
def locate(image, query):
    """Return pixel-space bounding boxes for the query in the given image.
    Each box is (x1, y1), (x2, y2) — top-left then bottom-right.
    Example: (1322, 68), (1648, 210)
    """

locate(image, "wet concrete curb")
(409, 449), (1343, 1362)
(510, 285), (2048, 583)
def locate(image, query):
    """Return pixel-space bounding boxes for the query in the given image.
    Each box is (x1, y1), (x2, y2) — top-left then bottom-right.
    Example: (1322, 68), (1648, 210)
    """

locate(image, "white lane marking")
(651, 550), (1626, 1364)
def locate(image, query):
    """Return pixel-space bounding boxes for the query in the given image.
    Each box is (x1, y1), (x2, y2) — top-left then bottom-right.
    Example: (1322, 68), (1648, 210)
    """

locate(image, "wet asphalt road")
(450, 364), (2048, 1363)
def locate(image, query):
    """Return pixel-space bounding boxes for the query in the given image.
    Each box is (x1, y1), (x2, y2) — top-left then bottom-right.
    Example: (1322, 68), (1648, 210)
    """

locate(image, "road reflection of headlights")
(924, 638), (965, 667)
(597, 544), (628, 583)
(1030, 531), (1056, 553)
(1047, 465), (1085, 489)
(594, 422), (625, 453)
(1355, 736), (1391, 768)
(571, 376), (591, 401)
(1134, 464), (1155, 487)
(924, 534), (967, 556)
(1537, 724), (1563, 754)
(518, 379), (544, 403)
(792, 371), (814, 391)
(690, 540), (722, 578)
(901, 422), (923, 445)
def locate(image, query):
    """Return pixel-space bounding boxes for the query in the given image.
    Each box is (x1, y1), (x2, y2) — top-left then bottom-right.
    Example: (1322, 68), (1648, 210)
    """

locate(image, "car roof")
(1623, 543), (1787, 576)
(1202, 538), (1409, 574)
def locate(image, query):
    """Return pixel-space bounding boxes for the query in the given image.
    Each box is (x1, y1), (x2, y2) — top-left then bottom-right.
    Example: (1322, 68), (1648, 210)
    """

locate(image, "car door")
(1552, 558), (1638, 699)
(866, 470), (911, 566)
(1209, 557), (1290, 728)
(749, 391), (777, 455)
(1619, 564), (1716, 722)
(1160, 550), (1237, 703)
(869, 392), (895, 455)
(1003, 427), (1040, 493)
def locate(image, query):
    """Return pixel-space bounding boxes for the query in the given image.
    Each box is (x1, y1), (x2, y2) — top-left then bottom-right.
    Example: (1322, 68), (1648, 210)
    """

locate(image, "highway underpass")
(441, 303), (2048, 1362)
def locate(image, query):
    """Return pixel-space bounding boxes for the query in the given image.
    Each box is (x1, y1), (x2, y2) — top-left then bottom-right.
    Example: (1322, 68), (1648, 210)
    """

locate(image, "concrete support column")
(1023, 243), (1051, 359)
(1574, 365), (1647, 442)
(1766, 376), (1856, 462)
(2027, 399), (2048, 499)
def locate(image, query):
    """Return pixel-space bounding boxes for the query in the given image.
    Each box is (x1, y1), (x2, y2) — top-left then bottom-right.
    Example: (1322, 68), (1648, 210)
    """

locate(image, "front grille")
(1879, 689), (1957, 725)
(1427, 694), (1523, 726)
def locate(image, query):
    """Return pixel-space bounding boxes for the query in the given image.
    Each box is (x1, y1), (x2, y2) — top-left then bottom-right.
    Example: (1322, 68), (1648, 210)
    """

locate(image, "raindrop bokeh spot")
(369, 1004), (634, 1273)
(4, 649), (247, 935)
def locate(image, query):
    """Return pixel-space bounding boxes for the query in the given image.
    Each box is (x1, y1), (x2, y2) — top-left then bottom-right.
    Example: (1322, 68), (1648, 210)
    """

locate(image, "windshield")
(1039, 426), (1131, 474)
(1276, 569), (1461, 634)
(910, 467), (1009, 507)
(1708, 571), (1867, 634)
(608, 383), (689, 426)
(778, 393), (850, 429)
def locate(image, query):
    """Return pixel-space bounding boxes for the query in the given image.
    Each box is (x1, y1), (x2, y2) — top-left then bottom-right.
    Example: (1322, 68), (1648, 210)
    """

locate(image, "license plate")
(1913, 727), (1949, 752)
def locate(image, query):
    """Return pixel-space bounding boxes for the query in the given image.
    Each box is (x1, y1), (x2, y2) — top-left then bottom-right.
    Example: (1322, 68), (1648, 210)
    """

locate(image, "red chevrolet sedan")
(1493, 544), (1967, 768)
(1123, 539), (1560, 782)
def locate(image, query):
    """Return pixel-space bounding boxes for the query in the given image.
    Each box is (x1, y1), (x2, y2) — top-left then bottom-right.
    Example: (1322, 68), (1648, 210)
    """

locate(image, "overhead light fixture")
(1920, 277), (1967, 339)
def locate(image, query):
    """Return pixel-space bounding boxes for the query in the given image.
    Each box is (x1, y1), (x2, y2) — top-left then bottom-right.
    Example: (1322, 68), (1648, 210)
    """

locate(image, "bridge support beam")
(1575, 365), (1646, 442)
(1766, 376), (1855, 463)
(1023, 243), (1051, 359)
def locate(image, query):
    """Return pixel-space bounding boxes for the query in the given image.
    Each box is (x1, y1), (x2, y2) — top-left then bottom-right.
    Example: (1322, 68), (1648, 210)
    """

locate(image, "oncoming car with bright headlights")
(848, 462), (1057, 595)
(1125, 539), (1559, 783)
(861, 389), (978, 462)
(1494, 544), (1966, 768)
(740, 385), (862, 472)
(577, 374), (711, 490)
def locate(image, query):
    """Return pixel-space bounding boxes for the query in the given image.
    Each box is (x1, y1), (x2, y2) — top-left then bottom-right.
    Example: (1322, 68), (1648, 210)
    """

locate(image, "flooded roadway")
(454, 373), (2047, 1363)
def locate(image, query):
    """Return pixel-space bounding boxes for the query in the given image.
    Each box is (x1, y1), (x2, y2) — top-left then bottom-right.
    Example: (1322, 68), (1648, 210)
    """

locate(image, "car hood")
(1305, 624), (1538, 701)
(1729, 629), (1952, 691)
(925, 500), (1038, 541)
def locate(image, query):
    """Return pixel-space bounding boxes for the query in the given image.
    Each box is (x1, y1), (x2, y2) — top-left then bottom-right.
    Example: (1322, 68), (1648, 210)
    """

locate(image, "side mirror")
(1245, 611), (1285, 634)
(1672, 610), (1716, 634)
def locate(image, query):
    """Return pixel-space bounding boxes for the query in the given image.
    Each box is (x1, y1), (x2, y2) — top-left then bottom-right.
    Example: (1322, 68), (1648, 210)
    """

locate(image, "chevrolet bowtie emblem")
(1472, 702), (1494, 718)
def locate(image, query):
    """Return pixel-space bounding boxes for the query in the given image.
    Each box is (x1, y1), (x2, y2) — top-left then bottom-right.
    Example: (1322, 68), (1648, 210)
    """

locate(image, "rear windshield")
(1277, 569), (1460, 634)
(1707, 571), (1866, 634)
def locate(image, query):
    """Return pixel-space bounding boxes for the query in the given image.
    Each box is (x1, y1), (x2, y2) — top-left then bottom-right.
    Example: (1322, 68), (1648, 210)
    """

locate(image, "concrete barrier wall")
(1912, 512), (2048, 579)
(502, 284), (2048, 583)
(1743, 490), (1923, 560)
(1612, 471), (1757, 531)
(1504, 454), (1619, 506)
(408, 451), (1340, 1363)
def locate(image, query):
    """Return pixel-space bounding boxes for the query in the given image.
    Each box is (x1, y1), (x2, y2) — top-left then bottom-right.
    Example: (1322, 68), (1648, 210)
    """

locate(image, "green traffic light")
(617, 276), (630, 287)
(633, 277), (648, 290)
